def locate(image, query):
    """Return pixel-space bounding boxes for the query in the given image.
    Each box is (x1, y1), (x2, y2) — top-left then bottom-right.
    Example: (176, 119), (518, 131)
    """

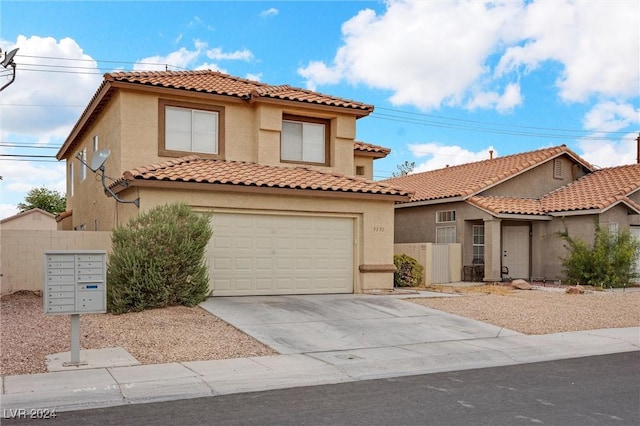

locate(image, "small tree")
(558, 221), (640, 288)
(391, 160), (416, 177)
(393, 254), (424, 287)
(17, 186), (66, 214)
(107, 202), (212, 314)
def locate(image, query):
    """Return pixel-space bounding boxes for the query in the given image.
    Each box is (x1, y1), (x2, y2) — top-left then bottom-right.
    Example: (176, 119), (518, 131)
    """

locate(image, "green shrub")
(558, 221), (640, 288)
(393, 254), (424, 287)
(107, 203), (213, 314)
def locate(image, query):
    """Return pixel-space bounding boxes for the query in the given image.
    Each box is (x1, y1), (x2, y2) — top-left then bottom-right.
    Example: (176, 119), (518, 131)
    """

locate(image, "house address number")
(373, 226), (385, 232)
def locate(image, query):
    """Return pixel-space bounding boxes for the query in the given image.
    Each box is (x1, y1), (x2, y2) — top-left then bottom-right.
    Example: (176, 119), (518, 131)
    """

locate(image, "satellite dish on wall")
(90, 149), (111, 172)
(1, 48), (18, 68)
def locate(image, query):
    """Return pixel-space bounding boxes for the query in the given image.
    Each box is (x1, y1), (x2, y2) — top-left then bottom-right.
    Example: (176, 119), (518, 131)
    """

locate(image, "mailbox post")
(44, 250), (107, 366)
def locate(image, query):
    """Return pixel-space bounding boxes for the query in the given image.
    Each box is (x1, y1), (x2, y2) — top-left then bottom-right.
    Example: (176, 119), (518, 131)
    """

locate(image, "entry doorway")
(502, 225), (530, 279)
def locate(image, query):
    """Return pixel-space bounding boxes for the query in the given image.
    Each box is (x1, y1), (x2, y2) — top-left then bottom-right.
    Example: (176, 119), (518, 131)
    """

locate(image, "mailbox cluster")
(44, 251), (107, 315)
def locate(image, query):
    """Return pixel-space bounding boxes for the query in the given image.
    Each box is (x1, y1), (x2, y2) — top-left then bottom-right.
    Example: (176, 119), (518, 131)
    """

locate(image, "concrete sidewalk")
(2, 291), (639, 414)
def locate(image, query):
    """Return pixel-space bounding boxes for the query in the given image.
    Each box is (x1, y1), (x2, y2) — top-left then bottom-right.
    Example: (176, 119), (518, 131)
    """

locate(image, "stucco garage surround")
(208, 213), (354, 296)
(116, 187), (397, 295)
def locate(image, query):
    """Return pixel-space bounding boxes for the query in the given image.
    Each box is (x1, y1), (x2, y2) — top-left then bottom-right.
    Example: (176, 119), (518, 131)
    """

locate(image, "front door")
(502, 225), (530, 279)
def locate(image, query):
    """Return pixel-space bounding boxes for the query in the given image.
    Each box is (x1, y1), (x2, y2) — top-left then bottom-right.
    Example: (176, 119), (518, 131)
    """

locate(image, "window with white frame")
(436, 210), (456, 223)
(69, 162), (74, 196)
(92, 135), (99, 152)
(165, 106), (218, 154)
(160, 100), (224, 157)
(80, 148), (87, 181)
(281, 115), (328, 165)
(473, 225), (485, 262)
(436, 226), (456, 243)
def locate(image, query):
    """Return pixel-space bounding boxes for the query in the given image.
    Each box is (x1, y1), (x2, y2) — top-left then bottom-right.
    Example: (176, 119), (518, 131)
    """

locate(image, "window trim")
(80, 148), (87, 182)
(69, 162), (74, 197)
(158, 99), (225, 159)
(436, 210), (456, 223)
(435, 225), (456, 243)
(280, 114), (330, 166)
(472, 224), (485, 263)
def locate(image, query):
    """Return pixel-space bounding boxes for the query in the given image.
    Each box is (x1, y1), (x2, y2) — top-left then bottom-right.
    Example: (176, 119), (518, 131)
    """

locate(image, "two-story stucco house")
(56, 70), (411, 296)
(387, 145), (640, 282)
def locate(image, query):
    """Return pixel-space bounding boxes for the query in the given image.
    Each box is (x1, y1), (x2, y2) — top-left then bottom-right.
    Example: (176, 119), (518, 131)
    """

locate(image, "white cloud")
(206, 47), (253, 61)
(583, 101), (640, 132)
(497, 1), (639, 102)
(0, 35), (101, 138)
(260, 8), (279, 18)
(0, 35), (100, 219)
(408, 143), (497, 172)
(466, 83), (523, 113)
(299, 1), (522, 110)
(135, 45), (203, 71)
(297, 61), (342, 90)
(577, 134), (637, 168)
(245, 73), (262, 82)
(299, 0), (638, 112)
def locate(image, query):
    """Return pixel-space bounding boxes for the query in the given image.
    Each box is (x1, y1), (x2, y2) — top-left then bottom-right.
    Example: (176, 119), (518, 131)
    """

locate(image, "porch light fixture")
(0, 48), (19, 93)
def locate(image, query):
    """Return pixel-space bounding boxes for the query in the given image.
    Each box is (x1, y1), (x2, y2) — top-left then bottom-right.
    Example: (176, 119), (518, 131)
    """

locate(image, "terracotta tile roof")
(386, 145), (593, 203)
(468, 196), (545, 215)
(106, 70), (374, 113)
(468, 163), (640, 216)
(354, 141), (391, 157)
(541, 163), (640, 213)
(114, 156), (412, 199)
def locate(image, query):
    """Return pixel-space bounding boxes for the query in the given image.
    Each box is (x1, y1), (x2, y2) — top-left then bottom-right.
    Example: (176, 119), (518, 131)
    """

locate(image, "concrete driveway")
(199, 293), (520, 355)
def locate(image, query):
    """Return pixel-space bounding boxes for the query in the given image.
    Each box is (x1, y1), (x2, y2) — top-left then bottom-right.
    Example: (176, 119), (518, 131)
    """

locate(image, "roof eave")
(57, 79), (112, 160)
(112, 178), (410, 202)
(394, 196), (465, 208)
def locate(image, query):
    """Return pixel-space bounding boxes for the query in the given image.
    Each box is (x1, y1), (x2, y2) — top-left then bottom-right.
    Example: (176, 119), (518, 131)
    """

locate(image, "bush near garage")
(394, 253), (424, 287)
(107, 203), (213, 314)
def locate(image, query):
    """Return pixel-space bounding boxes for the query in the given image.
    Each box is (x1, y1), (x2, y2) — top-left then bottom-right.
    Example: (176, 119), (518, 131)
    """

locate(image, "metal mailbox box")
(44, 250), (107, 315)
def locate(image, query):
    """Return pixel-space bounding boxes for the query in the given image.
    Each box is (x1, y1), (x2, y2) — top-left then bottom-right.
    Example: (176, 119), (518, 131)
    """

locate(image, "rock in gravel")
(511, 279), (532, 290)
(566, 285), (585, 294)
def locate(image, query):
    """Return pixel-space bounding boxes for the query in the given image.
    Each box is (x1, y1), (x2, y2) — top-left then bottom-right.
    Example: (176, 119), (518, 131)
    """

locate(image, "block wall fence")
(0, 230), (112, 295)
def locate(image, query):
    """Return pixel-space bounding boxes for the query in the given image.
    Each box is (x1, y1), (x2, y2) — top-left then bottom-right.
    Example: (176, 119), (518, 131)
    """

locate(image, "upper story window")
(80, 148), (87, 181)
(281, 114), (329, 165)
(159, 99), (225, 158)
(436, 210), (456, 223)
(92, 135), (99, 152)
(69, 162), (74, 197)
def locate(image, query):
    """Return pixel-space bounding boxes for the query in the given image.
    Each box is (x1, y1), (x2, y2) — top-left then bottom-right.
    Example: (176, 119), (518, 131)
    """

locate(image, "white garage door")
(208, 213), (354, 296)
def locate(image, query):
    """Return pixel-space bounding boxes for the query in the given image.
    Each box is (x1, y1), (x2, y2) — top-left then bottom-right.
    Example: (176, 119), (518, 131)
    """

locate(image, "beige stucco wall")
(117, 186), (396, 293)
(483, 156), (587, 199)
(0, 230), (112, 295)
(64, 89), (366, 231)
(0, 211), (56, 231)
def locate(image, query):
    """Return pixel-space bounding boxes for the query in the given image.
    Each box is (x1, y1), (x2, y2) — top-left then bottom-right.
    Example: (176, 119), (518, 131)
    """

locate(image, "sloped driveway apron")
(199, 294), (519, 354)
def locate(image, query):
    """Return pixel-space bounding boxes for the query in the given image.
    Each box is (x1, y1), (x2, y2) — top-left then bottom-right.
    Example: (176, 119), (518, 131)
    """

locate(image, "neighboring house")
(0, 208), (57, 230)
(56, 70), (411, 296)
(387, 145), (640, 282)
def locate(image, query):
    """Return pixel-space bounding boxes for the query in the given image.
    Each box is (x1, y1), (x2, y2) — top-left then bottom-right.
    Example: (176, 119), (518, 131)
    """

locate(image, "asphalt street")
(3, 352), (638, 426)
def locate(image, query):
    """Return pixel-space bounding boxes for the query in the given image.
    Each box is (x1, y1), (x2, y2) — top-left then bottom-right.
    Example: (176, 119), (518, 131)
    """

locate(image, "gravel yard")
(0, 292), (276, 376)
(2, 286), (639, 377)
(409, 285), (640, 335)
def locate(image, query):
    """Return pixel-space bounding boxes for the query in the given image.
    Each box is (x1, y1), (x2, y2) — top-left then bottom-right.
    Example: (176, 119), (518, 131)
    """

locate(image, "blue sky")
(1, 0), (638, 219)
